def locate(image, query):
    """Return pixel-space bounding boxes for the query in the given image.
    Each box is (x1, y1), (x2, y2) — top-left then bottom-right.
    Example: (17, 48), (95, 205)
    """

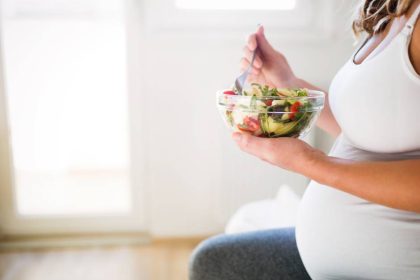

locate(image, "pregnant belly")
(296, 181), (420, 280)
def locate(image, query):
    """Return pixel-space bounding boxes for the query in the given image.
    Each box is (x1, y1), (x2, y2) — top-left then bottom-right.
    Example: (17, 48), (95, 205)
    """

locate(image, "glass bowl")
(217, 89), (325, 138)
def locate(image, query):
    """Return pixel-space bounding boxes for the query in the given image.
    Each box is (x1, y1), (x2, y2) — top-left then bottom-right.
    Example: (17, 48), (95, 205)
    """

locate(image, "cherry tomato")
(223, 90), (236, 95)
(237, 116), (261, 133)
(289, 101), (301, 120)
(264, 99), (273, 106)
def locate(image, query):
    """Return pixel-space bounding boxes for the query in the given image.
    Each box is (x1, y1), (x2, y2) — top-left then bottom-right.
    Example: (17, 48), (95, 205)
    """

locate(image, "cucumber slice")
(266, 117), (298, 136)
(281, 113), (290, 121)
(271, 100), (286, 106)
(259, 113), (269, 135)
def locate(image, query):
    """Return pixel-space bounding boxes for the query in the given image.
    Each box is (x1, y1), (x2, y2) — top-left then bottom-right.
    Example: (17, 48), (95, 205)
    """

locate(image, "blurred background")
(0, 0), (357, 279)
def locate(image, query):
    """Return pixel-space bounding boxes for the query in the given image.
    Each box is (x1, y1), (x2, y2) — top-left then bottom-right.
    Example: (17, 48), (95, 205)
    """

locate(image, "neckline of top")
(351, 4), (420, 67)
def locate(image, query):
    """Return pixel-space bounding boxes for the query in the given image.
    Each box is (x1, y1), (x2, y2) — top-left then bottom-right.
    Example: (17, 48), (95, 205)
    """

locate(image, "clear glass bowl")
(217, 90), (325, 138)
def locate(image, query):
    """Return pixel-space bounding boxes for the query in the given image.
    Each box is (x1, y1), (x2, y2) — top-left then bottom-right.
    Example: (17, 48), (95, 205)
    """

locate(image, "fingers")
(255, 25), (274, 54)
(244, 25), (275, 67)
(246, 74), (261, 84)
(246, 26), (273, 54)
(247, 33), (257, 51)
(242, 46), (263, 69)
(232, 132), (275, 163)
(239, 58), (261, 75)
(256, 24), (264, 36)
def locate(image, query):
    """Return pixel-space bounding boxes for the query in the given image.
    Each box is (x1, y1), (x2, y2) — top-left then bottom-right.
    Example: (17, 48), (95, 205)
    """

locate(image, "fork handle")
(246, 48), (257, 75)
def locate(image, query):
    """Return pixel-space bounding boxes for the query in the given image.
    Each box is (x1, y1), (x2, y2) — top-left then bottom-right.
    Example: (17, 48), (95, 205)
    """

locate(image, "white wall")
(129, 0), (357, 237)
(0, 0), (358, 237)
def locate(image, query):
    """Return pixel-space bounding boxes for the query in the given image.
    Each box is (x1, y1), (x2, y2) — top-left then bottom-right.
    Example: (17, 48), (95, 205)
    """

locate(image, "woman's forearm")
(302, 154), (420, 213)
(233, 133), (420, 212)
(294, 78), (341, 138)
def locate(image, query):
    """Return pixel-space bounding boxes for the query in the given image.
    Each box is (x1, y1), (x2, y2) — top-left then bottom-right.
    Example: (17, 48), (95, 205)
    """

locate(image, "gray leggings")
(188, 228), (311, 280)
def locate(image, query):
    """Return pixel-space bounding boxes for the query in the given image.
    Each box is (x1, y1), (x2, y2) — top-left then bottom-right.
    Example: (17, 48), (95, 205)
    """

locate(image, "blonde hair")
(353, 0), (414, 36)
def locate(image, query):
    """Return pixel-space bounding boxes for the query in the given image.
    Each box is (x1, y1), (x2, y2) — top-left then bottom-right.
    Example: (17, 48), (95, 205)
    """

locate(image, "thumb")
(255, 25), (275, 55)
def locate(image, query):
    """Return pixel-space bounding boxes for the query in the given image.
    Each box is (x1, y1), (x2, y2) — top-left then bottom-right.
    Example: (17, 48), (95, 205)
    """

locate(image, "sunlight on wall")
(1, 0), (131, 216)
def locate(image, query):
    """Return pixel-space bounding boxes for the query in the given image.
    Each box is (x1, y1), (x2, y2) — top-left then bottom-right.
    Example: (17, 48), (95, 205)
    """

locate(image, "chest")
(329, 44), (420, 153)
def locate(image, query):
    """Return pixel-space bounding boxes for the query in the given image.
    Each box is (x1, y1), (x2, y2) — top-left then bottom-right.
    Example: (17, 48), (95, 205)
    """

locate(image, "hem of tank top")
(337, 133), (420, 155)
(334, 133), (369, 153)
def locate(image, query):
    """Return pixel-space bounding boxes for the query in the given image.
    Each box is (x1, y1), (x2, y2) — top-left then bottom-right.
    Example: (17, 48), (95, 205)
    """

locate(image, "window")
(144, 0), (325, 36)
(1, 0), (132, 217)
(175, 0), (296, 10)
(1, 0), (130, 217)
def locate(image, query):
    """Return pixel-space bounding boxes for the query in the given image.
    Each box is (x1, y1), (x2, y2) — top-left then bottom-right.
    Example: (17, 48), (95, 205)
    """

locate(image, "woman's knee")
(188, 234), (235, 280)
(188, 229), (305, 280)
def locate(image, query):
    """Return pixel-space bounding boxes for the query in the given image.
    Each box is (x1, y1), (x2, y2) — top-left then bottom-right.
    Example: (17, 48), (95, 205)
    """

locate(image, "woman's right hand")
(242, 26), (342, 137)
(241, 25), (299, 88)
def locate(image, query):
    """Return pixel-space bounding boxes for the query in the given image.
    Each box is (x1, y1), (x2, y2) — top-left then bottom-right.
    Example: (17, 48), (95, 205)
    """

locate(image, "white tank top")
(296, 5), (420, 280)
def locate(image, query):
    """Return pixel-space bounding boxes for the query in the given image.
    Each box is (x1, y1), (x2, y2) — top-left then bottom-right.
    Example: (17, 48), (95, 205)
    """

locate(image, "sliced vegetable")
(220, 84), (315, 138)
(226, 111), (234, 126)
(264, 99), (273, 106)
(223, 90), (236, 95)
(289, 101), (302, 120)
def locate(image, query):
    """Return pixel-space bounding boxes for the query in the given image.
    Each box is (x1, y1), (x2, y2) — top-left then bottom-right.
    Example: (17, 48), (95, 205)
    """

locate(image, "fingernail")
(232, 133), (242, 142)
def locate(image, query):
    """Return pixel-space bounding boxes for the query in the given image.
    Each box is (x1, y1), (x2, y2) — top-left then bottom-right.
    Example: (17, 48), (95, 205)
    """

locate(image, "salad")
(218, 83), (322, 138)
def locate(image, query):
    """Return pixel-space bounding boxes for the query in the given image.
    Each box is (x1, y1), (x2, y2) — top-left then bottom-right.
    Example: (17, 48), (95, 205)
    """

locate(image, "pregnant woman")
(189, 0), (420, 279)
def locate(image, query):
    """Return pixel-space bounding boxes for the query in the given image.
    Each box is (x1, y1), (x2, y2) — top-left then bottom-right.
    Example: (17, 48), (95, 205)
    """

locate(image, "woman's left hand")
(232, 132), (327, 173)
(232, 132), (420, 213)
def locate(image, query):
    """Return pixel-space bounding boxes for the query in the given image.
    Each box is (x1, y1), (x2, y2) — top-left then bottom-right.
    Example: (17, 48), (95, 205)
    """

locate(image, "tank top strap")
(401, 4), (420, 37)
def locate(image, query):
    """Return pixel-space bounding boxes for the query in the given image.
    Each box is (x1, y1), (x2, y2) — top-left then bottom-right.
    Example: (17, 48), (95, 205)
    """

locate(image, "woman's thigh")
(188, 228), (311, 280)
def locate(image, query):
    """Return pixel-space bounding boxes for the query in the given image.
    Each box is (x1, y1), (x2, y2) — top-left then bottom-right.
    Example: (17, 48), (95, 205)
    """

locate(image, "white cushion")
(225, 185), (301, 234)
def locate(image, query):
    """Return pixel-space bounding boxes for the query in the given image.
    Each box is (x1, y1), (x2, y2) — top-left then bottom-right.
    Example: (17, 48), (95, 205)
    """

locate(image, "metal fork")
(235, 48), (257, 95)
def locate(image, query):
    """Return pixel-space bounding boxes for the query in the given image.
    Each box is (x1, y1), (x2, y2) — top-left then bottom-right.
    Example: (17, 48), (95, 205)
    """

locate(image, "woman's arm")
(305, 155), (420, 213)
(294, 78), (341, 138)
(305, 7), (420, 211)
(233, 133), (420, 213)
